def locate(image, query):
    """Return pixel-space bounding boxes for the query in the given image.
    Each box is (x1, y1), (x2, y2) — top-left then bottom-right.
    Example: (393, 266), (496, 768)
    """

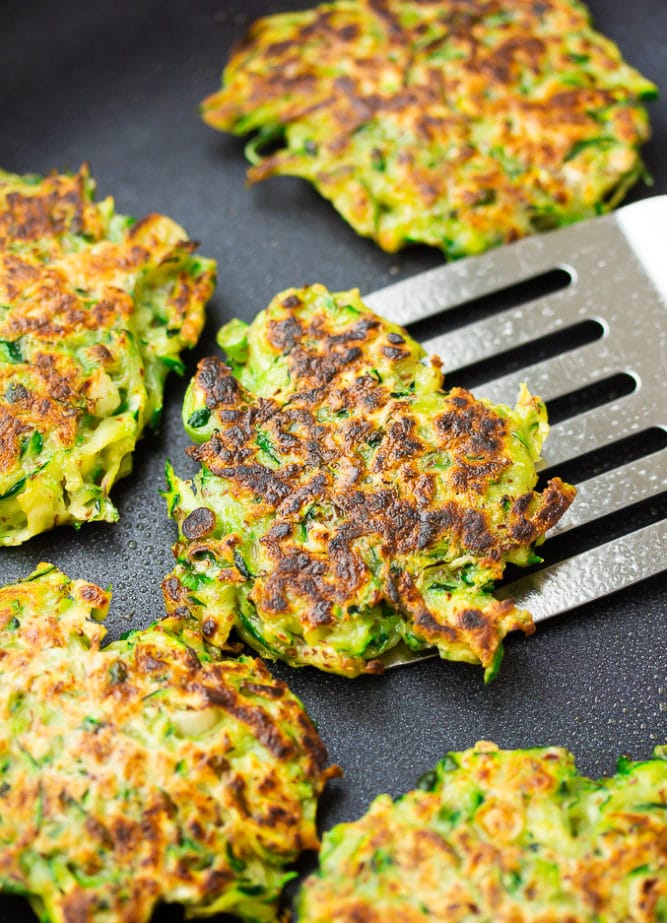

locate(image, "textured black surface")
(0, 1), (666, 920)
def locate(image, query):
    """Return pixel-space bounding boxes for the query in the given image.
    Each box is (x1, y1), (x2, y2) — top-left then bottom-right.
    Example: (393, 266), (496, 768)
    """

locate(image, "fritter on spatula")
(163, 284), (575, 679)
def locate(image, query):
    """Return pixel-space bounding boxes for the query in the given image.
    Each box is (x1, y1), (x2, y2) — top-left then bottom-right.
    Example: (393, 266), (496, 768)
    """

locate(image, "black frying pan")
(1, 1), (666, 920)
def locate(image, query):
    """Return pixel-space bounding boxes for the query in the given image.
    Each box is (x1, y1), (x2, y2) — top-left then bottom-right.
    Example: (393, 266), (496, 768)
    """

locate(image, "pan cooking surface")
(1, 2), (666, 920)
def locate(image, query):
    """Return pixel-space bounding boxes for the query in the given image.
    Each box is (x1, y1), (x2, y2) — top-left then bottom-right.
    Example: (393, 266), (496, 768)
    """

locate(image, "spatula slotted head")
(367, 196), (667, 666)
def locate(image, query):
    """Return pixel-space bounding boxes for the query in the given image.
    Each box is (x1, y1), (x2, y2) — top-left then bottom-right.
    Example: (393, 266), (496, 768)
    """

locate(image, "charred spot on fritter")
(0, 564), (335, 922)
(0, 164), (215, 545)
(201, 0), (656, 258)
(164, 284), (574, 680)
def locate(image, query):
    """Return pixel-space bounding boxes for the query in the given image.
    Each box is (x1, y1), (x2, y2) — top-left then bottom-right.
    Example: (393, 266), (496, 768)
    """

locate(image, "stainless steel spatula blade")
(365, 196), (667, 667)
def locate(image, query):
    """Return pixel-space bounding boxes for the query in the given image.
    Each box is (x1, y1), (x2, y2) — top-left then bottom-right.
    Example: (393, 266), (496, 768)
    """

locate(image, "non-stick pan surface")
(1, 2), (666, 920)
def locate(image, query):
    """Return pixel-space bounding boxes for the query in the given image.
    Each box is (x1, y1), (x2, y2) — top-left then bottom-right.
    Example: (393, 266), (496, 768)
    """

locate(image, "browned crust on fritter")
(0, 166), (104, 247)
(0, 167), (213, 489)
(202, 0), (655, 257)
(0, 564), (338, 921)
(178, 300), (574, 668)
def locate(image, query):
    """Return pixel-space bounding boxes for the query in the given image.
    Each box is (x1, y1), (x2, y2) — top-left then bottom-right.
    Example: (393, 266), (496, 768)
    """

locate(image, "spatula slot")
(497, 519), (667, 624)
(545, 372), (637, 426)
(402, 267), (572, 342)
(511, 490), (667, 579)
(447, 319), (603, 391)
(369, 199), (667, 649)
(541, 427), (667, 486)
(548, 448), (667, 539)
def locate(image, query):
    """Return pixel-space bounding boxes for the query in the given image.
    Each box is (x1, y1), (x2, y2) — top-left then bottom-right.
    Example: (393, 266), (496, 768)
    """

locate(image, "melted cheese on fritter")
(0, 564), (335, 923)
(296, 740), (667, 922)
(0, 165), (215, 545)
(163, 284), (575, 679)
(202, 0), (655, 258)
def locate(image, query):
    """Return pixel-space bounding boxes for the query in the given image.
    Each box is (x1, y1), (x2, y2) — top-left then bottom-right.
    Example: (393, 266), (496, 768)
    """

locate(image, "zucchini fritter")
(163, 284), (575, 679)
(202, 0), (656, 258)
(0, 564), (335, 923)
(0, 165), (215, 545)
(296, 740), (667, 922)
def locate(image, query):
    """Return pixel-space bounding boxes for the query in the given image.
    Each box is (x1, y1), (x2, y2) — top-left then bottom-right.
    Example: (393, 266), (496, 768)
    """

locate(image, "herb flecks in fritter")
(0, 564), (335, 923)
(202, 0), (656, 258)
(296, 741), (667, 922)
(0, 165), (215, 545)
(163, 285), (575, 679)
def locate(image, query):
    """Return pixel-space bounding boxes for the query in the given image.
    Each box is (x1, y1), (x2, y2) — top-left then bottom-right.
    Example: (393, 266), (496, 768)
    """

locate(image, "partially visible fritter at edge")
(296, 741), (667, 922)
(0, 564), (336, 923)
(163, 285), (575, 679)
(202, 0), (656, 258)
(0, 165), (215, 545)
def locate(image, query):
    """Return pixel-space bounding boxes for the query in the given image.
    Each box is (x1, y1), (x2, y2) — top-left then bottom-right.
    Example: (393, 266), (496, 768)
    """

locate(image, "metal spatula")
(365, 196), (667, 666)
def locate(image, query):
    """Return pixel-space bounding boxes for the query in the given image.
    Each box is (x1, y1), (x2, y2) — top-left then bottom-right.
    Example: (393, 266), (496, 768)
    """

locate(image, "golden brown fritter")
(296, 740), (667, 923)
(163, 285), (575, 679)
(0, 165), (215, 544)
(0, 563), (337, 923)
(202, 0), (656, 257)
